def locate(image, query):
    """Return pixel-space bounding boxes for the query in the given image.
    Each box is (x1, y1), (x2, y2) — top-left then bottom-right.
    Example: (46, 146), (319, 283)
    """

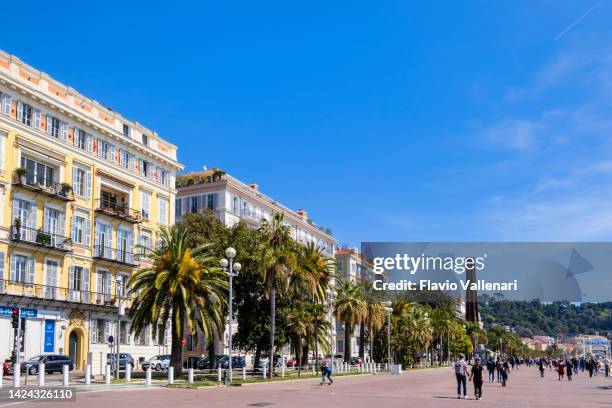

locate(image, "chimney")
(249, 183), (258, 191)
(296, 209), (308, 220)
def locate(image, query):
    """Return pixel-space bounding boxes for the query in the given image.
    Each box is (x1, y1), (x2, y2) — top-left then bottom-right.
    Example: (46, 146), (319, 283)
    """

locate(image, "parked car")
(286, 359), (298, 367)
(106, 353), (135, 370)
(218, 356), (245, 369)
(257, 355), (283, 369)
(22, 355), (74, 375)
(142, 355), (170, 371)
(197, 355), (227, 369)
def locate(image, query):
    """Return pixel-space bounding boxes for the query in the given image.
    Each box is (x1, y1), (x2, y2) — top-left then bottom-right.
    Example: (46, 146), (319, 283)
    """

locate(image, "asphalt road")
(5, 365), (612, 408)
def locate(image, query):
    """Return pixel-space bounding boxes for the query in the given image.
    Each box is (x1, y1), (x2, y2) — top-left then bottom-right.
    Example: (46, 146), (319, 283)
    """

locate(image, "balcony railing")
(93, 245), (138, 266)
(13, 173), (74, 201)
(10, 225), (73, 252)
(95, 198), (142, 223)
(0, 279), (129, 306)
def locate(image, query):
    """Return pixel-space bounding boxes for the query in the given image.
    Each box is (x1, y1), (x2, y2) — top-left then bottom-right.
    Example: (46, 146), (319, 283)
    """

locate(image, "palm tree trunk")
(297, 337), (302, 378)
(359, 320), (365, 360)
(369, 323), (374, 363)
(314, 320), (319, 372)
(170, 318), (183, 377)
(269, 286), (276, 378)
(344, 319), (351, 362)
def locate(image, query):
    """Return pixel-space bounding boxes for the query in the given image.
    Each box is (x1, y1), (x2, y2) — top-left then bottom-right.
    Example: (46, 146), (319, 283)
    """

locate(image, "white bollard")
(38, 363), (45, 386)
(217, 367), (222, 382)
(311, 365), (315, 376)
(0, 364), (3, 388)
(385, 363), (388, 371)
(262, 367), (267, 379)
(105, 364), (111, 385)
(13, 363), (20, 387)
(168, 366), (174, 385)
(146, 366), (152, 385)
(125, 363), (131, 382)
(62, 365), (69, 386)
(187, 368), (194, 384)
(85, 365), (91, 385)
(281, 365), (285, 378)
(242, 366), (246, 380)
(377, 363), (381, 372)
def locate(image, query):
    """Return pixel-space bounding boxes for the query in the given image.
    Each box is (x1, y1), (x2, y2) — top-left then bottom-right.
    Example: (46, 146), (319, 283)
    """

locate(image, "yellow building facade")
(0, 50), (182, 373)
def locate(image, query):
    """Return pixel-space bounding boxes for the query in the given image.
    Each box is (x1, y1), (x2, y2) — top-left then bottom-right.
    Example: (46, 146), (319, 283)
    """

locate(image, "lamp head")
(233, 262), (242, 273)
(225, 247), (237, 259)
(220, 258), (229, 269)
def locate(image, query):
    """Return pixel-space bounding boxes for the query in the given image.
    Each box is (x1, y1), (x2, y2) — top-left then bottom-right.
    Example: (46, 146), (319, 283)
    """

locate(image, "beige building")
(0, 50), (182, 373)
(176, 169), (336, 361)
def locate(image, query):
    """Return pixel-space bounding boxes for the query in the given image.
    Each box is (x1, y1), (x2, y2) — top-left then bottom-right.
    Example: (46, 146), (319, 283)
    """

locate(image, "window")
(120, 150), (130, 169)
(140, 191), (151, 220)
(175, 198), (182, 217)
(34, 110), (41, 128)
(232, 196), (239, 214)
(69, 265), (90, 302)
(90, 319), (108, 344)
(119, 321), (129, 344)
(18, 102), (33, 126)
(189, 196), (198, 213)
(186, 334), (196, 352)
(97, 139), (109, 160)
(10, 254), (34, 283)
(1, 93), (11, 115)
(154, 324), (166, 346)
(74, 128), (86, 150)
(158, 198), (168, 225)
(136, 326), (149, 346)
(206, 193), (217, 210)
(96, 270), (112, 303)
(116, 273), (128, 298)
(122, 124), (130, 137)
(49, 116), (61, 138)
(71, 214), (90, 245)
(21, 157), (55, 187)
(138, 232), (152, 257)
(72, 166), (91, 198)
(142, 134), (148, 146)
(140, 160), (149, 177)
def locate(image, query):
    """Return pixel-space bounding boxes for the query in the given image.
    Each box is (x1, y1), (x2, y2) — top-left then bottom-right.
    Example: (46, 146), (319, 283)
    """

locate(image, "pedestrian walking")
(469, 358), (484, 400)
(538, 358), (545, 378)
(558, 359), (565, 380)
(486, 356), (496, 383)
(566, 360), (572, 381)
(454, 354), (468, 399)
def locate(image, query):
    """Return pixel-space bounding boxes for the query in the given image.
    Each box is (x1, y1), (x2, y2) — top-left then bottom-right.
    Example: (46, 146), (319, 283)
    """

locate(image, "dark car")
(106, 353), (135, 370)
(219, 356), (246, 369)
(22, 355), (74, 375)
(197, 355), (227, 369)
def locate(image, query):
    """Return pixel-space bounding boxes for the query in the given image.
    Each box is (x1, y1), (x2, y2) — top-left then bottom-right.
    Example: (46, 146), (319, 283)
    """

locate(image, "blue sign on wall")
(44, 320), (55, 353)
(0, 306), (37, 318)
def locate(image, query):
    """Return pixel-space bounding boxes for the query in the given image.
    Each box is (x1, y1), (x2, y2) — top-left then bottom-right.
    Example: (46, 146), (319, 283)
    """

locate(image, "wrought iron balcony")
(10, 225), (73, 252)
(93, 245), (138, 266)
(0, 279), (129, 306)
(94, 198), (142, 223)
(13, 173), (74, 201)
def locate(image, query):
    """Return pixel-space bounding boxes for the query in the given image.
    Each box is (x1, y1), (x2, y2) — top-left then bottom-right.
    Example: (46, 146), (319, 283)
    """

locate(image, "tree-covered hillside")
(478, 297), (612, 339)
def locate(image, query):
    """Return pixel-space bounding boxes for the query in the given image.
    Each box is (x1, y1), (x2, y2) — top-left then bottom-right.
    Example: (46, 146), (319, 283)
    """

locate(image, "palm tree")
(286, 306), (310, 377)
(334, 278), (367, 363)
(128, 226), (227, 376)
(430, 308), (453, 364)
(293, 242), (335, 369)
(258, 213), (297, 378)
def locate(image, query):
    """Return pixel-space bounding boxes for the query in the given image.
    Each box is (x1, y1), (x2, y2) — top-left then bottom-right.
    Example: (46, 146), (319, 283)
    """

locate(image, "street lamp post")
(114, 275), (124, 380)
(326, 288), (336, 368)
(383, 305), (393, 365)
(221, 247), (241, 383)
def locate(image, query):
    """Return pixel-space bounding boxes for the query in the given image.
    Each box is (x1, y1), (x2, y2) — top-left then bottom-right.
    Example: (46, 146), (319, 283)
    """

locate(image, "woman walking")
(320, 357), (333, 385)
(469, 358), (485, 400)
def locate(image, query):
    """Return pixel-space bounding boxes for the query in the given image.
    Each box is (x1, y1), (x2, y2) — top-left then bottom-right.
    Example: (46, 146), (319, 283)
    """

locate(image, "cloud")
(475, 47), (612, 241)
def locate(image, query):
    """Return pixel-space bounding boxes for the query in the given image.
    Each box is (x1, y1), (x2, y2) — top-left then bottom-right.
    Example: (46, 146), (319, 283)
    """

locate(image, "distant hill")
(478, 297), (612, 339)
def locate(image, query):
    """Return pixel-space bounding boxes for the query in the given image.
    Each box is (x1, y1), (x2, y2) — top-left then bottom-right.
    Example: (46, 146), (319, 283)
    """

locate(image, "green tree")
(128, 226), (227, 376)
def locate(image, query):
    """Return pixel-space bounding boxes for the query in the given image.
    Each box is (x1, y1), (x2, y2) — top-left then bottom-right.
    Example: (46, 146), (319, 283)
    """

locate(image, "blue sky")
(3, 1), (612, 245)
